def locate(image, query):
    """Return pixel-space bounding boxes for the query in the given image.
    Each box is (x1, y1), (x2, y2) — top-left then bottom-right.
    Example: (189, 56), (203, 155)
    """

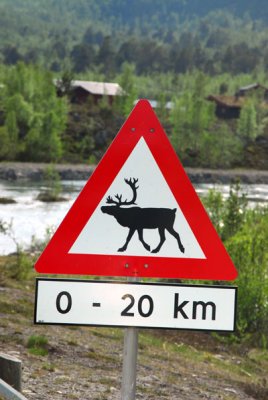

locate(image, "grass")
(0, 297), (33, 317)
(99, 377), (116, 385)
(0, 254), (267, 398)
(138, 329), (268, 394)
(90, 327), (123, 341)
(42, 362), (56, 372)
(27, 334), (49, 356)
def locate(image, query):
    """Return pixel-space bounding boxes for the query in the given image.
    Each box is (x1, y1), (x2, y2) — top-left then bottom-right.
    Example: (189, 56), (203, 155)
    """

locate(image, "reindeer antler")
(124, 178), (139, 204)
(105, 195), (118, 205)
(105, 178), (139, 206)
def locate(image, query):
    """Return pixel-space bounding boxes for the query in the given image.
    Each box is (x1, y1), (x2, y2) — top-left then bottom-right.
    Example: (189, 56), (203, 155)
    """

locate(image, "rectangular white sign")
(35, 279), (237, 331)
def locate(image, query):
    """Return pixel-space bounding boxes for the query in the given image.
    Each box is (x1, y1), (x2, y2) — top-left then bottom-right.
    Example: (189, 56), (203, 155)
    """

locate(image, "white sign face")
(69, 138), (206, 260)
(35, 279), (237, 331)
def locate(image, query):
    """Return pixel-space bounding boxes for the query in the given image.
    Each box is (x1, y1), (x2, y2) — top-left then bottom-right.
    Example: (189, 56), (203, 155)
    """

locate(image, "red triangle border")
(35, 100), (238, 281)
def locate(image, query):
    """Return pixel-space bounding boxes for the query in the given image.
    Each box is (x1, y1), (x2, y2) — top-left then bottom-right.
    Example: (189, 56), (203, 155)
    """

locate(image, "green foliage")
(7, 250), (33, 281)
(0, 61), (267, 167)
(168, 70), (268, 168)
(1, 61), (267, 167)
(203, 187), (268, 342)
(115, 63), (138, 117)
(199, 127), (243, 168)
(203, 182), (248, 240)
(37, 165), (63, 202)
(61, 99), (124, 163)
(202, 189), (224, 233)
(4, 111), (19, 160)
(27, 335), (49, 356)
(27, 226), (56, 255)
(43, 165), (61, 194)
(238, 100), (259, 140)
(0, 218), (33, 280)
(0, 62), (67, 162)
(170, 72), (216, 166)
(226, 208), (268, 340)
(1, 1), (268, 76)
(221, 182), (248, 240)
(0, 126), (11, 159)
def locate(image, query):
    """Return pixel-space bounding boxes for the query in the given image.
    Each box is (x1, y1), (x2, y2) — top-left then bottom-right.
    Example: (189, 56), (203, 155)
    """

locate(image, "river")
(0, 180), (268, 255)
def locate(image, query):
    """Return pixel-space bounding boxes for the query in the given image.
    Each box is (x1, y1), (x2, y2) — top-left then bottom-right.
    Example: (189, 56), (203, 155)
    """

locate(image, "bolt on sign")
(34, 99), (238, 281)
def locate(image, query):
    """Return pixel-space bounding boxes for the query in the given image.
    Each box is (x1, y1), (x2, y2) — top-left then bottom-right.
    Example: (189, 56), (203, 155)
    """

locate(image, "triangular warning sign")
(35, 100), (238, 280)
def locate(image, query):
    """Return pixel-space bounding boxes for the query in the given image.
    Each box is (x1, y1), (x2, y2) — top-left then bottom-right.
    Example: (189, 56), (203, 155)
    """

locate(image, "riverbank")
(1, 162), (268, 184)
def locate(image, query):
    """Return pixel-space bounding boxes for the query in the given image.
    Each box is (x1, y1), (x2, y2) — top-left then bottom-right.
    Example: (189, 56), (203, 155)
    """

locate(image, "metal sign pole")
(121, 276), (139, 399)
(121, 326), (138, 399)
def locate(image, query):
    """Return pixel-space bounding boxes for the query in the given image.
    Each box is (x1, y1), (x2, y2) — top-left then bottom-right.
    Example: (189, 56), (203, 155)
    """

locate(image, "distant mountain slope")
(1, 0), (268, 32)
(1, 0), (268, 75)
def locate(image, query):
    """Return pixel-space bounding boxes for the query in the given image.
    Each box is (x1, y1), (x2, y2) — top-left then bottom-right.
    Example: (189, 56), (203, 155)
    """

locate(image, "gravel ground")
(0, 283), (267, 400)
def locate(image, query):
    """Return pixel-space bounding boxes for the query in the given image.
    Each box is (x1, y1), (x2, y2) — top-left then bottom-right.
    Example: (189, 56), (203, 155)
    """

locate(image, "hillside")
(0, 257), (268, 399)
(2, 0), (268, 30)
(1, 1), (268, 168)
(1, 0), (268, 75)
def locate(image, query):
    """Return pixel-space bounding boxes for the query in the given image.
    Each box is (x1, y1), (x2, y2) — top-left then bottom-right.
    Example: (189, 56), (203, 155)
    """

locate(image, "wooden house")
(70, 80), (123, 104)
(235, 83), (268, 99)
(55, 79), (123, 105)
(206, 95), (244, 119)
(207, 83), (268, 119)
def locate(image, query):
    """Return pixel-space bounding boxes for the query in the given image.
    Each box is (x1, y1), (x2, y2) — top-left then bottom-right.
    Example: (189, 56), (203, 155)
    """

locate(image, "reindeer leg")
(152, 228), (166, 253)
(138, 229), (150, 252)
(118, 228), (135, 252)
(166, 227), (185, 253)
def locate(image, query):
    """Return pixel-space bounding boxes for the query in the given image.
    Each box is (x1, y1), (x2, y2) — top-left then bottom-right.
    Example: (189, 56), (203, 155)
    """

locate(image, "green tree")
(202, 183), (248, 240)
(1, 62), (67, 162)
(199, 122), (243, 168)
(71, 43), (96, 73)
(170, 72), (215, 165)
(237, 100), (259, 140)
(56, 70), (74, 97)
(5, 111), (19, 159)
(25, 112), (63, 162)
(0, 126), (10, 160)
(97, 36), (115, 76)
(226, 208), (268, 338)
(203, 188), (268, 341)
(3, 45), (22, 65)
(221, 182), (248, 241)
(115, 63), (137, 116)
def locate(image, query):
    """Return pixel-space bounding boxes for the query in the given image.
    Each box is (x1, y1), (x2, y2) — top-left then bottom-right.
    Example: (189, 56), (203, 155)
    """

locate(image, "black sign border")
(34, 278), (238, 332)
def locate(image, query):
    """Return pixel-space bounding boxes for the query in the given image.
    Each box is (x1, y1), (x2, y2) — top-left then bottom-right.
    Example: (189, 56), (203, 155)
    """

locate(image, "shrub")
(37, 164), (65, 202)
(225, 207), (268, 341)
(203, 187), (268, 343)
(0, 218), (33, 280)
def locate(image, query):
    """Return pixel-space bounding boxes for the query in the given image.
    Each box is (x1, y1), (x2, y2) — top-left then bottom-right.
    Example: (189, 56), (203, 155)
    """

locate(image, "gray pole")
(121, 276), (139, 399)
(121, 326), (138, 400)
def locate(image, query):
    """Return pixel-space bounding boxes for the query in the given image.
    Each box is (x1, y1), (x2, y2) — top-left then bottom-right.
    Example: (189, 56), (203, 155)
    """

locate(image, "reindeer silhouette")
(101, 178), (185, 254)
